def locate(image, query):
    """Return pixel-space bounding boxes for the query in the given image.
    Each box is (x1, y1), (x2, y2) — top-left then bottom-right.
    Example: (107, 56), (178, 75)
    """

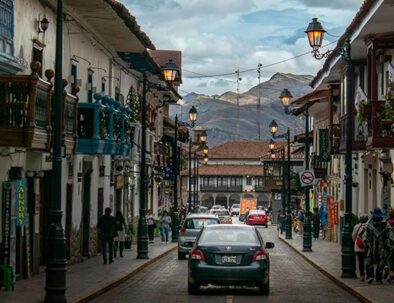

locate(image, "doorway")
(81, 164), (92, 257)
(97, 188), (104, 253)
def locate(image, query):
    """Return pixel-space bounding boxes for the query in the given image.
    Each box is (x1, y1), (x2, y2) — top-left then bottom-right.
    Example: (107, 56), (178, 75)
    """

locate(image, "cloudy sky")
(122, 0), (363, 96)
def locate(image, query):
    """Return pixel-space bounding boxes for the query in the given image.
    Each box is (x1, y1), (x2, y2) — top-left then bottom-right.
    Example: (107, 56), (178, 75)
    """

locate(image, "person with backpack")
(352, 214), (368, 281)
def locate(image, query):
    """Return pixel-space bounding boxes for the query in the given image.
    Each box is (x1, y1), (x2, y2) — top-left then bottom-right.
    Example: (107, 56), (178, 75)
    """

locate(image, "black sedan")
(188, 224), (274, 295)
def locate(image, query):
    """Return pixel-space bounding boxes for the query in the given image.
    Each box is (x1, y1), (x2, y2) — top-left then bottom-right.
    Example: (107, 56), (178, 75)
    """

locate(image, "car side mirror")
(265, 242), (275, 249)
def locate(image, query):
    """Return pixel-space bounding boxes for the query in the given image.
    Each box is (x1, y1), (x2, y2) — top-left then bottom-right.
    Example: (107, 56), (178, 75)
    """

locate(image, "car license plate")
(222, 255), (237, 264)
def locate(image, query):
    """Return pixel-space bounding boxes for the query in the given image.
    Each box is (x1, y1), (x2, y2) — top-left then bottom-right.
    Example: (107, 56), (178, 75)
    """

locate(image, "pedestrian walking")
(146, 209), (156, 244)
(312, 208), (320, 240)
(114, 211), (127, 258)
(97, 207), (116, 264)
(352, 214), (368, 281)
(278, 210), (286, 234)
(297, 209), (304, 235)
(160, 210), (172, 244)
(361, 208), (390, 284)
(384, 209), (394, 281)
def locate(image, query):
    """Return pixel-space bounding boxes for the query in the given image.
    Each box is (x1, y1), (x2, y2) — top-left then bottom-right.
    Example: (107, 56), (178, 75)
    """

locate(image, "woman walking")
(146, 209), (156, 244)
(114, 211), (127, 257)
(312, 208), (320, 240)
(352, 214), (368, 281)
(160, 210), (172, 244)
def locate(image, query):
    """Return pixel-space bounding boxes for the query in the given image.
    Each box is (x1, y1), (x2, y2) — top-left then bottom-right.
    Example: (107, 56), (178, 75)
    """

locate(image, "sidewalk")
(0, 239), (176, 303)
(278, 232), (394, 303)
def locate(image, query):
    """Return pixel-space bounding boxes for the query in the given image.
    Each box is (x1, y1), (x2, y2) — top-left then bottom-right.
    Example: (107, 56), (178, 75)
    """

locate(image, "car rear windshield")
(184, 218), (219, 229)
(216, 211), (230, 216)
(199, 228), (259, 246)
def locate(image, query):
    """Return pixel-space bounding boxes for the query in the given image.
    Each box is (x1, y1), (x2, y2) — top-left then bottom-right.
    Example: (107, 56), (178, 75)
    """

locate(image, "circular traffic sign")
(300, 171), (314, 185)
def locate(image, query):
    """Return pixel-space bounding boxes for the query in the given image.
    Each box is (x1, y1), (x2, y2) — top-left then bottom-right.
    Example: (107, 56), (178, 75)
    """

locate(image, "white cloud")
(121, 0), (360, 95)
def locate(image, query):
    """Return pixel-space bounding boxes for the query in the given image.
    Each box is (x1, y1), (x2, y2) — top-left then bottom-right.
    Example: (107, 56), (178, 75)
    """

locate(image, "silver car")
(178, 214), (220, 260)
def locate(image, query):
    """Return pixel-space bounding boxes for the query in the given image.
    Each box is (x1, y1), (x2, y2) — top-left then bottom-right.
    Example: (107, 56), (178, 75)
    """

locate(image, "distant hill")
(171, 73), (313, 146)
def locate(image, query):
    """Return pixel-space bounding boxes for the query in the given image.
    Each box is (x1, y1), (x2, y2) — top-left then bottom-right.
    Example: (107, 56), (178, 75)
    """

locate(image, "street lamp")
(187, 106), (197, 211)
(269, 139), (275, 150)
(203, 154), (209, 164)
(269, 121), (292, 239)
(200, 129), (207, 143)
(305, 18), (356, 278)
(202, 144), (209, 155)
(162, 59), (178, 82)
(279, 89), (312, 252)
(45, 1), (67, 302)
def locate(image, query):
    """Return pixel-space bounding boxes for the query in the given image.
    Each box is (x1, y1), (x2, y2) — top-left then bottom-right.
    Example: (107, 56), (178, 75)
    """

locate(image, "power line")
(183, 40), (338, 79)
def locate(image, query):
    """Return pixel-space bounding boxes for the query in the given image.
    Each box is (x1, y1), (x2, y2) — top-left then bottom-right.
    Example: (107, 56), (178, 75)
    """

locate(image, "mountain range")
(170, 73), (314, 146)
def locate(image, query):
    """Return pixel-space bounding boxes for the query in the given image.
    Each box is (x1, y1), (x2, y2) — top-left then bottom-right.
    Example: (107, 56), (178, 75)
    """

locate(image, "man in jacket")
(97, 207), (116, 264)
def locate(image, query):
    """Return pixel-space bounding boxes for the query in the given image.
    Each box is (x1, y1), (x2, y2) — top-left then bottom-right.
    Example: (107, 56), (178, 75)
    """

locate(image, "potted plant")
(356, 99), (370, 122)
(124, 223), (134, 249)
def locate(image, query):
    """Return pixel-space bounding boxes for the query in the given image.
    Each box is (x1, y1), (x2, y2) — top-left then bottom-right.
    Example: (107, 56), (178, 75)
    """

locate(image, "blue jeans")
(160, 226), (169, 242)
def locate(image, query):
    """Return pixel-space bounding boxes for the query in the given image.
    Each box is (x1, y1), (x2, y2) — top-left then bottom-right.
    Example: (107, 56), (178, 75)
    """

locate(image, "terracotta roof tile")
(209, 141), (272, 159)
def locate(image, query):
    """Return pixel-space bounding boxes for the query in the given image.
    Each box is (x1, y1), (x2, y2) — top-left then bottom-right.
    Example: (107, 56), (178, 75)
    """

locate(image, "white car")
(211, 205), (225, 211)
(230, 204), (240, 216)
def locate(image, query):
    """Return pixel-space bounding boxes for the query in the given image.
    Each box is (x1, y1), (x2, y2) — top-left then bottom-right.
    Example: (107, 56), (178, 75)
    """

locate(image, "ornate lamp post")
(45, 1), (67, 301)
(162, 60), (181, 242)
(187, 106), (197, 211)
(305, 18), (356, 278)
(269, 120), (292, 239)
(280, 89), (312, 252)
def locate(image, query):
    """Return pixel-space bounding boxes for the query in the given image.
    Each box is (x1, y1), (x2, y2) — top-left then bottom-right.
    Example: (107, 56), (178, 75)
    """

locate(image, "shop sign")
(16, 178), (27, 227)
(334, 202), (339, 224)
(319, 129), (330, 162)
(320, 191), (328, 226)
(2, 181), (12, 265)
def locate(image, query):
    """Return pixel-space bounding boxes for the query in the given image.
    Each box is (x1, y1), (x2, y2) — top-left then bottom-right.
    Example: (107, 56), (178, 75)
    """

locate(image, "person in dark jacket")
(97, 207), (116, 264)
(312, 208), (320, 240)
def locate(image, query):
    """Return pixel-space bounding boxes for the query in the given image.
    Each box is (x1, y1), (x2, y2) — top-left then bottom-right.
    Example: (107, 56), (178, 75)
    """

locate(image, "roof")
(180, 165), (263, 176)
(66, 0), (155, 53)
(310, 0), (378, 87)
(209, 141), (272, 159)
(291, 86), (330, 106)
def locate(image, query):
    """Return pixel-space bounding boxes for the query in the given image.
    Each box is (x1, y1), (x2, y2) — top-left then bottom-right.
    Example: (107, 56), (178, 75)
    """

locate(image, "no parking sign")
(299, 170), (316, 187)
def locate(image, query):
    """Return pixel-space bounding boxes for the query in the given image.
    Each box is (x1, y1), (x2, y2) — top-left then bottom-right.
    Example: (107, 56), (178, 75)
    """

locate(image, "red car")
(246, 210), (269, 227)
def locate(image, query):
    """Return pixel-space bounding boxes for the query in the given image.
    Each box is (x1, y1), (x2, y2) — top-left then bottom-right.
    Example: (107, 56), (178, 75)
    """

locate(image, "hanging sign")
(319, 129), (330, 162)
(16, 178), (27, 227)
(2, 181), (12, 265)
(320, 190), (328, 227)
(299, 170), (316, 187)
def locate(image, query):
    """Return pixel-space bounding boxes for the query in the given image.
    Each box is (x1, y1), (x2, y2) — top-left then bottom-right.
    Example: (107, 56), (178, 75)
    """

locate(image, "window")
(208, 177), (216, 187)
(217, 177), (227, 187)
(0, 0), (14, 57)
(230, 177), (241, 187)
(256, 177), (263, 186)
(101, 78), (106, 93)
(87, 69), (94, 102)
(202, 177), (209, 186)
(246, 176), (252, 185)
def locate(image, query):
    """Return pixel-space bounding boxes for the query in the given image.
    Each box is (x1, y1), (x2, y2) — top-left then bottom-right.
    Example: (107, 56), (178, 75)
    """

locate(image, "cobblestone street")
(92, 227), (359, 303)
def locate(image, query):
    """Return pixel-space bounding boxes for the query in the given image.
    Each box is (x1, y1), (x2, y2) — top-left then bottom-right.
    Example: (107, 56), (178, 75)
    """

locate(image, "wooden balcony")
(200, 185), (242, 192)
(366, 100), (394, 148)
(0, 62), (78, 154)
(311, 155), (328, 179)
(263, 176), (282, 191)
(339, 112), (368, 152)
(76, 94), (133, 156)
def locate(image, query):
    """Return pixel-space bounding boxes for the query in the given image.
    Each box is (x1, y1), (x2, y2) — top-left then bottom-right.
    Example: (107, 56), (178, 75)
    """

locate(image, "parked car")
(230, 204), (240, 216)
(188, 224), (274, 294)
(178, 214), (220, 260)
(211, 204), (225, 211)
(196, 205), (208, 213)
(210, 209), (232, 224)
(246, 210), (269, 227)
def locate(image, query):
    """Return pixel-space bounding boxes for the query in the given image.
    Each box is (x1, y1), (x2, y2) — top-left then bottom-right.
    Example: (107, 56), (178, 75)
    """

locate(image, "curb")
(74, 245), (177, 303)
(278, 235), (372, 303)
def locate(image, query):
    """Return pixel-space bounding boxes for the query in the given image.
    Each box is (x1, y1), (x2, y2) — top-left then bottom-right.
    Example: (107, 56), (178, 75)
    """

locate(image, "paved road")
(92, 227), (359, 303)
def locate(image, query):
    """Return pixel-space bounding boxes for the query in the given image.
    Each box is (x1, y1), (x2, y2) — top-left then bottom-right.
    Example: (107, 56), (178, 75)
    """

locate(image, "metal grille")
(0, 81), (29, 127)
(35, 88), (47, 128)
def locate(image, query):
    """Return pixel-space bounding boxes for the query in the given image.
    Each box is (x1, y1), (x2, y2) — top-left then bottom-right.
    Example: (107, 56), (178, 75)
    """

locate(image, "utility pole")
(257, 63), (262, 140)
(235, 70), (241, 140)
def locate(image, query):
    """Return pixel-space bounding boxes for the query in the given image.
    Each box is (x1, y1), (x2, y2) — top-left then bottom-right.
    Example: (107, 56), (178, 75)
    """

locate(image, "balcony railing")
(76, 93), (133, 156)
(329, 124), (341, 154)
(0, 62), (78, 153)
(200, 185), (242, 192)
(311, 155), (328, 179)
(339, 112), (368, 152)
(367, 100), (394, 148)
(263, 176), (282, 191)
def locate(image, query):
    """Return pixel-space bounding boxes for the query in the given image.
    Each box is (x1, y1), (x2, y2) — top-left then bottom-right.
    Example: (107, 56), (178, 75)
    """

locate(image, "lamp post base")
(137, 215), (149, 260)
(303, 213), (312, 252)
(172, 213), (180, 242)
(341, 213), (356, 278)
(285, 213), (292, 239)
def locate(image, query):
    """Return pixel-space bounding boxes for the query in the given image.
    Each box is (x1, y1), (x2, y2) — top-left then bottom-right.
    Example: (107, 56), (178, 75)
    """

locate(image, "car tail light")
(253, 249), (267, 261)
(179, 227), (186, 236)
(190, 249), (205, 261)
